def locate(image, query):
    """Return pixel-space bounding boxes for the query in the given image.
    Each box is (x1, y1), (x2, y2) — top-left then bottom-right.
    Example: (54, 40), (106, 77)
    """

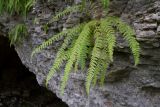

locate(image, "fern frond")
(76, 21), (96, 70)
(92, 59), (101, 86)
(81, 0), (87, 9)
(31, 31), (66, 58)
(0, 0), (35, 16)
(24, 0), (35, 16)
(86, 55), (99, 95)
(115, 18), (140, 65)
(74, 27), (91, 71)
(92, 58), (109, 86)
(49, 5), (82, 24)
(92, 41), (111, 86)
(45, 25), (83, 85)
(86, 28), (104, 95)
(60, 53), (76, 94)
(55, 23), (85, 60)
(60, 20), (97, 94)
(99, 57), (110, 85)
(101, 0), (110, 9)
(8, 23), (28, 45)
(31, 23), (85, 59)
(46, 49), (72, 86)
(106, 30), (116, 62)
(101, 19), (116, 62)
(0, 0), (4, 14)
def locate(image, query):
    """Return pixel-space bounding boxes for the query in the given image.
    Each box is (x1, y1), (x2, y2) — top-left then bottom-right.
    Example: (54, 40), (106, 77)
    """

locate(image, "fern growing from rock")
(9, 23), (28, 45)
(0, 0), (35, 16)
(31, 0), (140, 95)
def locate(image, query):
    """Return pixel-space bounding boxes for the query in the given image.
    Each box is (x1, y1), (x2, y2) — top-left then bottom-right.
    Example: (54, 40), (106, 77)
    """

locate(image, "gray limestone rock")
(0, 0), (160, 107)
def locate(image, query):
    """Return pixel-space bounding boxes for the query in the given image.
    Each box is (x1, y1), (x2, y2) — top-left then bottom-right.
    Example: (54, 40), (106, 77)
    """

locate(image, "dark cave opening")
(0, 36), (68, 107)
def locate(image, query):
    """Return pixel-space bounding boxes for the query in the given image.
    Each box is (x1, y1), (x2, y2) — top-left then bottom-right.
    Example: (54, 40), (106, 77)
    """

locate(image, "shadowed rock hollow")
(0, 36), (68, 107)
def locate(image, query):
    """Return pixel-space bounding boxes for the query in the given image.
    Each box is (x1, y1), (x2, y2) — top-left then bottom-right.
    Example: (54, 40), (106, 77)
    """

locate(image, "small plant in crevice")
(48, 4), (83, 24)
(31, 0), (140, 95)
(0, 0), (35, 16)
(9, 23), (28, 45)
(0, 0), (34, 46)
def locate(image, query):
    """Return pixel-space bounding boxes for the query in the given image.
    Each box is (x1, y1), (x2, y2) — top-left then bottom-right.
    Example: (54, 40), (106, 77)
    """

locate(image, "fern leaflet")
(49, 5), (82, 24)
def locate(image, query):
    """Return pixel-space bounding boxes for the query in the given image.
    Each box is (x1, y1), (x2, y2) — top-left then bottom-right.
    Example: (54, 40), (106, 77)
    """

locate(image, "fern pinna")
(31, 0), (140, 95)
(9, 23), (28, 45)
(0, 0), (35, 16)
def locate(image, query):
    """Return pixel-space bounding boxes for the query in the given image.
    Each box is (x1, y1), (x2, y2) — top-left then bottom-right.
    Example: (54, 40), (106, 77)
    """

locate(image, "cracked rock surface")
(0, 0), (160, 107)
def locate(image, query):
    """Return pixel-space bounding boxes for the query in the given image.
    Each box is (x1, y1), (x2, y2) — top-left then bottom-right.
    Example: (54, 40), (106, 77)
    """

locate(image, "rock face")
(0, 0), (160, 107)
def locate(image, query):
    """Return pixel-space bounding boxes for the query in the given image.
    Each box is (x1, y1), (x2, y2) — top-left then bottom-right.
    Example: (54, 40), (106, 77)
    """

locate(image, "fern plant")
(31, 0), (140, 95)
(9, 23), (28, 45)
(48, 4), (82, 24)
(0, 0), (35, 16)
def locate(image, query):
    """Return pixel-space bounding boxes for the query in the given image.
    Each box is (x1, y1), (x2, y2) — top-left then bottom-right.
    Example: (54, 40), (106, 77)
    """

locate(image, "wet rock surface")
(0, 0), (160, 107)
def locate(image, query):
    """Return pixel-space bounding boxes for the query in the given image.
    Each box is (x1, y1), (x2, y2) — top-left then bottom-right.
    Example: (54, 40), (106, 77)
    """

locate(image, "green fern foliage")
(31, 23), (85, 59)
(32, 17), (140, 95)
(60, 20), (97, 94)
(31, 0), (140, 95)
(101, 0), (110, 9)
(49, 5), (82, 24)
(45, 23), (85, 85)
(8, 23), (28, 45)
(0, 0), (35, 15)
(48, 0), (110, 24)
(115, 18), (140, 65)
